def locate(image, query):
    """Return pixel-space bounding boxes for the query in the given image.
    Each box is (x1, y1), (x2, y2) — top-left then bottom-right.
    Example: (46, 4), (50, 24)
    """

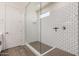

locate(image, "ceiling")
(6, 2), (28, 13)
(5, 2), (52, 13)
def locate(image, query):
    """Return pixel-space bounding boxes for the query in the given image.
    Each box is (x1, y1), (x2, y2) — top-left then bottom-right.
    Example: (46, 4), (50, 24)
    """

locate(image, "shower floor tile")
(44, 48), (75, 56)
(0, 45), (35, 56)
(29, 41), (52, 54)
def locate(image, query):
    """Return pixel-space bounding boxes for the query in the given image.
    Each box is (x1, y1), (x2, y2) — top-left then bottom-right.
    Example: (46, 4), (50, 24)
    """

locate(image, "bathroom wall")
(0, 3), (25, 49)
(0, 3), (5, 51)
(0, 3), (5, 34)
(5, 4), (25, 49)
(40, 2), (78, 55)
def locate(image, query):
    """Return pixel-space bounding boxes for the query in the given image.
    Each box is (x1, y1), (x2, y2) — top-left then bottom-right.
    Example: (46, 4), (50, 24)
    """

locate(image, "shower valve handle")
(5, 32), (9, 34)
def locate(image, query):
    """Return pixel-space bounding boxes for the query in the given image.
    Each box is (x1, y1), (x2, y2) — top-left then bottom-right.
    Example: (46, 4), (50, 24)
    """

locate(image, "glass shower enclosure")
(25, 2), (78, 56)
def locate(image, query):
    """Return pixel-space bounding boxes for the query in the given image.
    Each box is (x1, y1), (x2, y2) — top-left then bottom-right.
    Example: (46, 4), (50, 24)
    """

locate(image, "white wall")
(0, 3), (25, 49)
(40, 2), (78, 55)
(0, 3), (6, 50)
(0, 3), (5, 34)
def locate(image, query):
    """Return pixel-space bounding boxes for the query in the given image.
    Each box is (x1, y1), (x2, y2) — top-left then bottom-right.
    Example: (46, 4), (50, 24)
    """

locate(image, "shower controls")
(53, 26), (66, 32)
(5, 32), (8, 34)
(62, 26), (66, 30)
(53, 27), (59, 32)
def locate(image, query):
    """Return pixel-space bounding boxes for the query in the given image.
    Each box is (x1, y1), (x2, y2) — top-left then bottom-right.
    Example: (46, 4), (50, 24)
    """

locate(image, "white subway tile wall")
(41, 2), (78, 55)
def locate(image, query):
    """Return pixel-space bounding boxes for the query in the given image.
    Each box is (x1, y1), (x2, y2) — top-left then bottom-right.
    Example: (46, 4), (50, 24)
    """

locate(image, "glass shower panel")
(36, 2), (53, 54)
(40, 2), (78, 56)
(25, 2), (41, 54)
(25, 2), (78, 56)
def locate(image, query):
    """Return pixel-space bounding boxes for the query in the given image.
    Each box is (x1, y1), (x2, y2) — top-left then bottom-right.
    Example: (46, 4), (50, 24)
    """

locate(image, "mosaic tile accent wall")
(41, 2), (78, 55)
